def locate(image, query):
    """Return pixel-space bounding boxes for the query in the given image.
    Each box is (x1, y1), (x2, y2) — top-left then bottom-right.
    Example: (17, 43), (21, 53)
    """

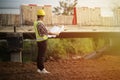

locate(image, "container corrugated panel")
(76, 7), (102, 26)
(21, 5), (43, 25)
(52, 15), (58, 25)
(0, 14), (2, 26)
(1, 14), (7, 26)
(65, 15), (73, 25)
(43, 5), (52, 25)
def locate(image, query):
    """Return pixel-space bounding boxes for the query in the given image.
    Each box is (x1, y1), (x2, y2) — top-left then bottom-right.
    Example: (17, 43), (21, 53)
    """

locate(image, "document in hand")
(48, 25), (64, 38)
(50, 25), (64, 33)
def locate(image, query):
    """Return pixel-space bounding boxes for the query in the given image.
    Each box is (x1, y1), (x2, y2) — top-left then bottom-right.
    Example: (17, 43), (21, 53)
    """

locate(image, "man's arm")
(37, 23), (48, 36)
(37, 22), (60, 36)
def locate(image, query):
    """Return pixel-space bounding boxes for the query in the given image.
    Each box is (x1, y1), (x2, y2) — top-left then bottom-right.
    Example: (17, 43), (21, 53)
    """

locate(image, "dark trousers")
(37, 40), (47, 70)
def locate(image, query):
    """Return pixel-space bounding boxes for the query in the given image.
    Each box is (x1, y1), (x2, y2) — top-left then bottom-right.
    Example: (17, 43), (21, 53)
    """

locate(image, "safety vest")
(34, 21), (48, 42)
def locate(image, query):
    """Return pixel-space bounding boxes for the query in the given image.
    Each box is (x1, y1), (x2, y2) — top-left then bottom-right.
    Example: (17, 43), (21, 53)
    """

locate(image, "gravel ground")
(0, 55), (120, 80)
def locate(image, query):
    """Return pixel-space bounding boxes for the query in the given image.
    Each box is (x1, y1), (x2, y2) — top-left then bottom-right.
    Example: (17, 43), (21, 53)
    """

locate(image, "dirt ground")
(0, 55), (120, 80)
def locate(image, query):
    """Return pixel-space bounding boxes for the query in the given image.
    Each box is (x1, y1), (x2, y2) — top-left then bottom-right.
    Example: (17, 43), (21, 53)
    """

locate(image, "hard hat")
(37, 9), (45, 16)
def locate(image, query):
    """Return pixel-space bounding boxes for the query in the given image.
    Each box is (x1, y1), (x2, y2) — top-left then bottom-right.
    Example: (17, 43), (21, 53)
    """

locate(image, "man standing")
(34, 9), (59, 73)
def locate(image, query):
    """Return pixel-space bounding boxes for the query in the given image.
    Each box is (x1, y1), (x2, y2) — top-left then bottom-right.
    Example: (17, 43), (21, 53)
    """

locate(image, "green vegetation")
(53, 0), (78, 15)
(46, 38), (109, 59)
(0, 38), (111, 62)
(22, 39), (37, 62)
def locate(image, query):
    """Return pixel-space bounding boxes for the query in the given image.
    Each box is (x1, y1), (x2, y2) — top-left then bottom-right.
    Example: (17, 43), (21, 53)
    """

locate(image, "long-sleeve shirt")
(37, 21), (48, 36)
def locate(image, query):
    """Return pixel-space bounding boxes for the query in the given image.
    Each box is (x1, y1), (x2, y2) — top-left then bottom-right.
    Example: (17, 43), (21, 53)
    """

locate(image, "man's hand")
(48, 31), (60, 36)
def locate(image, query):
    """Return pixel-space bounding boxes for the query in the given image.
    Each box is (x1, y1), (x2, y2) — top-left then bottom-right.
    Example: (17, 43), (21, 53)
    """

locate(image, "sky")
(0, 0), (59, 8)
(0, 0), (120, 16)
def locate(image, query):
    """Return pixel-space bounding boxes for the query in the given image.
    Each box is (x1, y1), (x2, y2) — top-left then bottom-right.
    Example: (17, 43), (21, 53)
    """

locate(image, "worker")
(34, 9), (59, 73)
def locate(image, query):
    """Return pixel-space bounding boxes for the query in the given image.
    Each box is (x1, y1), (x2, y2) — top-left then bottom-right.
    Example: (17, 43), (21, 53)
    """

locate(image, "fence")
(21, 5), (53, 25)
(1, 6), (120, 27)
(76, 7), (120, 27)
(0, 14), (20, 26)
(21, 5), (43, 25)
(52, 15), (73, 25)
